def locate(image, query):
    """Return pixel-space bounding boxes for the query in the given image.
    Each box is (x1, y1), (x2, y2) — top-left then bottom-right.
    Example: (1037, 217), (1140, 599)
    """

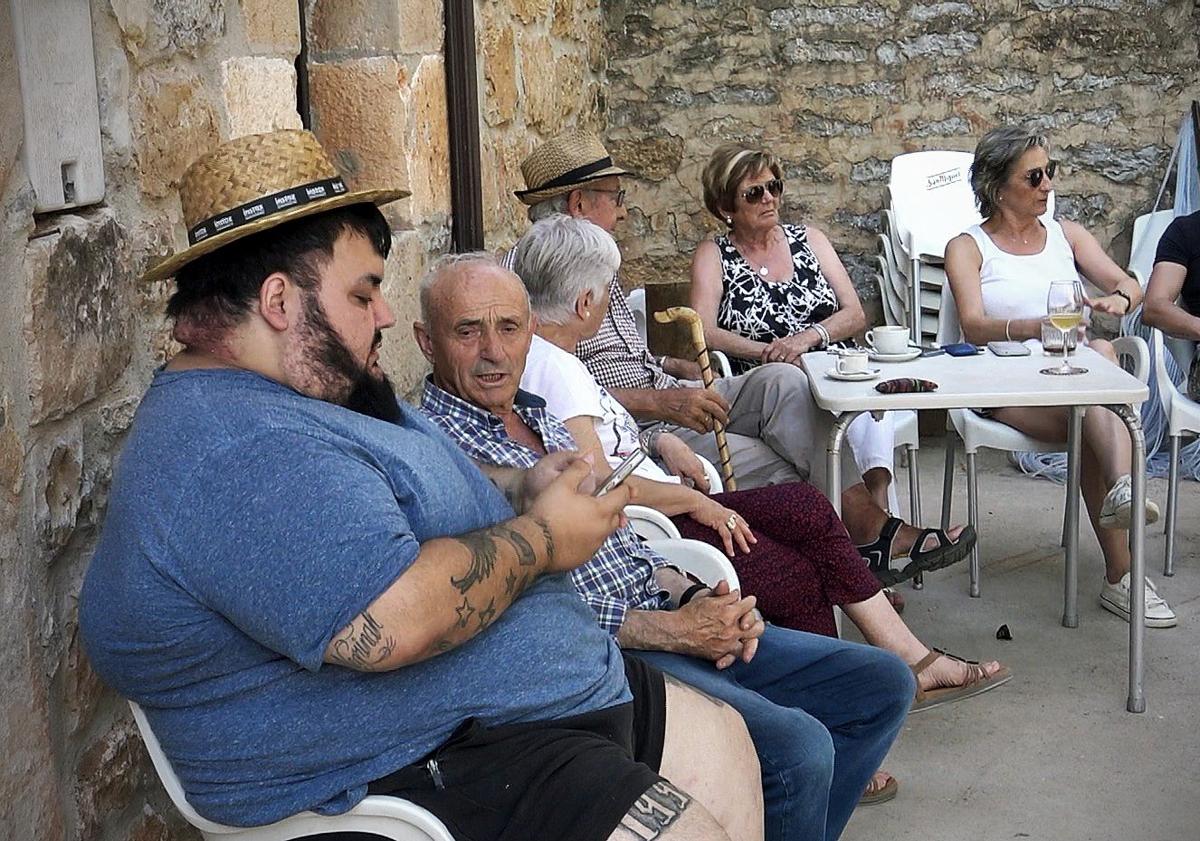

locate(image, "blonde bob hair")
(701, 143), (783, 226)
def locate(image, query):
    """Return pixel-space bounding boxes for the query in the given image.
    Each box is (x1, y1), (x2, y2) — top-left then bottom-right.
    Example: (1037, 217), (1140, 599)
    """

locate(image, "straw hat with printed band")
(143, 129), (409, 283)
(514, 131), (630, 206)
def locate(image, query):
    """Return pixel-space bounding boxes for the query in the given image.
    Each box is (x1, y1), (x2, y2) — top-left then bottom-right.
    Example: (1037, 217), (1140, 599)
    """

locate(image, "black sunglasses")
(741, 179), (784, 204)
(1024, 160), (1059, 188)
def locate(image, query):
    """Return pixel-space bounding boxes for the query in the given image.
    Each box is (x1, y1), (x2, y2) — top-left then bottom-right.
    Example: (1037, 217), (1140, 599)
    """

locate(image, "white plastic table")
(801, 345), (1151, 713)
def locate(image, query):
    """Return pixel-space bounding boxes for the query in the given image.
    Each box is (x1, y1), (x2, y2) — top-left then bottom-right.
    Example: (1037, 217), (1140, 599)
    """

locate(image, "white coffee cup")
(865, 326), (911, 355)
(836, 348), (869, 375)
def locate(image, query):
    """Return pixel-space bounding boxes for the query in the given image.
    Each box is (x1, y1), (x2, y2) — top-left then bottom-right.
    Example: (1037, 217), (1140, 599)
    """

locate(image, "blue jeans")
(633, 625), (914, 841)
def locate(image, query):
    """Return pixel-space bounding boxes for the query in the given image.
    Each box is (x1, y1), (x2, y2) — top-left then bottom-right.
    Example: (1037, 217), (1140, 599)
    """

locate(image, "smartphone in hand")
(593, 448), (647, 497)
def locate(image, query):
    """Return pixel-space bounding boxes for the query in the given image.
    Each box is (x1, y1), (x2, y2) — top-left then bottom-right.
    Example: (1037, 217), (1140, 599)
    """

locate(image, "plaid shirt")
(419, 378), (669, 635)
(577, 277), (679, 391)
(503, 245), (676, 391)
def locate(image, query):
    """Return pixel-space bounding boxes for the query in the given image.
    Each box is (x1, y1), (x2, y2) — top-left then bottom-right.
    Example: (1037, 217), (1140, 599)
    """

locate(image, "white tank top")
(964, 219), (1081, 320)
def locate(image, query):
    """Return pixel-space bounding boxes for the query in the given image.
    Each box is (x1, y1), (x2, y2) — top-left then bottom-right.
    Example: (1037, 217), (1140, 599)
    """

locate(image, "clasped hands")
(676, 579), (765, 670)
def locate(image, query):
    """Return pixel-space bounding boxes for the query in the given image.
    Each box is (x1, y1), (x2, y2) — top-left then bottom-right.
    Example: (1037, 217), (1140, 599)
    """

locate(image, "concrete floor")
(844, 444), (1200, 841)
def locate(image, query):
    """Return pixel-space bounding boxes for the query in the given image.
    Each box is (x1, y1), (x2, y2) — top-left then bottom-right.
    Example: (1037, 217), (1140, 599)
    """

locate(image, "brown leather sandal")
(910, 648), (1013, 714)
(858, 770), (898, 807)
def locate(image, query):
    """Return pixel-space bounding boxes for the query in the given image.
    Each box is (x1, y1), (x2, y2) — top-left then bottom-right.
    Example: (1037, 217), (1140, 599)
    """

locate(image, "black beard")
(299, 291), (401, 423)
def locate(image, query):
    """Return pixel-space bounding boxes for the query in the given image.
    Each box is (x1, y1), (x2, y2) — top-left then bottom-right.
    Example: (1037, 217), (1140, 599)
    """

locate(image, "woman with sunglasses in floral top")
(689, 144), (976, 587)
(944, 124), (1173, 629)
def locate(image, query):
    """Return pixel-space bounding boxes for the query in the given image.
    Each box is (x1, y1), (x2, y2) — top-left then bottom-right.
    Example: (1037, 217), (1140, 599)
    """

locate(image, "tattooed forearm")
(534, 517), (555, 566)
(620, 781), (691, 840)
(450, 531), (500, 593)
(328, 610), (397, 671)
(493, 523), (537, 567)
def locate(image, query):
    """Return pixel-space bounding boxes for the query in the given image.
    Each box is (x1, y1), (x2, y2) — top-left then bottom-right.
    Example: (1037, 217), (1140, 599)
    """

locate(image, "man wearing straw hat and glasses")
(78, 129), (766, 841)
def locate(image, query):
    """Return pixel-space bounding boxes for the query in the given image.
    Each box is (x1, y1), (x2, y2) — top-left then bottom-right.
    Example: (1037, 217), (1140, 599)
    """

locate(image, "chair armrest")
(711, 349), (733, 379)
(625, 505), (682, 541)
(645, 538), (741, 592)
(1112, 335), (1150, 385)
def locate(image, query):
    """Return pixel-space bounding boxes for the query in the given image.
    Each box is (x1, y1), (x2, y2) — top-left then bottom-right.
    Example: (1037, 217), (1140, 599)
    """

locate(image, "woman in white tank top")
(944, 125), (1174, 628)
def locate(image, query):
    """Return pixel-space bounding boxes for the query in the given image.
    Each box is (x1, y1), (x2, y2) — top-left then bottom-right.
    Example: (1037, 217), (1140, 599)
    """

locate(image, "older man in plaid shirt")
(413, 250), (914, 841)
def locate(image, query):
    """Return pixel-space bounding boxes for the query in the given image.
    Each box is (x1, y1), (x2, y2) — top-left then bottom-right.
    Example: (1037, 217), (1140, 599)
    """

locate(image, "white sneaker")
(1099, 573), (1177, 628)
(1098, 474), (1160, 529)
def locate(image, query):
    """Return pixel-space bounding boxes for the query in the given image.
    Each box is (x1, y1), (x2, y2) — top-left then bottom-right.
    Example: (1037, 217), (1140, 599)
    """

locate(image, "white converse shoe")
(1099, 573), (1177, 628)
(1098, 474), (1160, 529)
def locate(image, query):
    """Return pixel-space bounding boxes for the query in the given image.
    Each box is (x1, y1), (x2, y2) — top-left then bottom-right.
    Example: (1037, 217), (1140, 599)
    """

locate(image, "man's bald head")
(414, 253), (535, 416)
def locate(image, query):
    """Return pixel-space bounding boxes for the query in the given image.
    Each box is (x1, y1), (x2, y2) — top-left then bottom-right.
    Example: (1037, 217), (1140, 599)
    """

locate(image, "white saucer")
(826, 367), (881, 382)
(868, 347), (921, 363)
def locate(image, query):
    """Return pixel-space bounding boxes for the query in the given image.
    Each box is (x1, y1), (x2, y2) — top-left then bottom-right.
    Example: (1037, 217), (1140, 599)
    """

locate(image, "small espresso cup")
(836, 348), (869, 375)
(864, 326), (911, 355)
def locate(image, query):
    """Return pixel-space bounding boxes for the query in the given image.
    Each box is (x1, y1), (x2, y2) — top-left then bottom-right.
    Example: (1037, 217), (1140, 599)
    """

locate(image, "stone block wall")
(602, 0), (1200, 317)
(0, 1), (602, 838)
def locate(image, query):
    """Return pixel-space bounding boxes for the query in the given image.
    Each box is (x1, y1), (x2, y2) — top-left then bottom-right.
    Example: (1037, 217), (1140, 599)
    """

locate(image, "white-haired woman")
(944, 124), (1172, 628)
(514, 214), (1009, 721)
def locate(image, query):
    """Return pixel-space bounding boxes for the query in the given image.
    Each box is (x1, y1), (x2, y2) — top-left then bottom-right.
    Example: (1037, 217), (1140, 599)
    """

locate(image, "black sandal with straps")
(856, 517), (977, 587)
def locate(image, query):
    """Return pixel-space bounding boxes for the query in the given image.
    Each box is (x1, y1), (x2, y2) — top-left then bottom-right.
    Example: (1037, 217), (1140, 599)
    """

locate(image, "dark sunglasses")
(587, 187), (626, 207)
(741, 178), (784, 204)
(1024, 160), (1059, 188)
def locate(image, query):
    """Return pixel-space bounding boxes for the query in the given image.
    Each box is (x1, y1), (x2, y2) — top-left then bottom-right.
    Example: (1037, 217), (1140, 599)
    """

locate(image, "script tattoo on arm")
(328, 610), (396, 671)
(619, 781), (692, 840)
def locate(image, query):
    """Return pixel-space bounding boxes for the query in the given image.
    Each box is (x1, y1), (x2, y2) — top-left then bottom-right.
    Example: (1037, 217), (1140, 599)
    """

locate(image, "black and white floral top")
(715, 223), (844, 374)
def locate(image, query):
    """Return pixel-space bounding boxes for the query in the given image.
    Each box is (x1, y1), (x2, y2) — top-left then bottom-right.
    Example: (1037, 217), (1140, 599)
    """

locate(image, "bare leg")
(862, 467), (892, 511)
(840, 483), (968, 554)
(988, 388), (1135, 583)
(650, 675), (764, 841)
(842, 591), (1005, 690)
(606, 779), (730, 841)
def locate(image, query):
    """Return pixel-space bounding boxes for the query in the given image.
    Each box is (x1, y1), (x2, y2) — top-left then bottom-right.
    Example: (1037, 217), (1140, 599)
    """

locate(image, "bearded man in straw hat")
(78, 129), (764, 841)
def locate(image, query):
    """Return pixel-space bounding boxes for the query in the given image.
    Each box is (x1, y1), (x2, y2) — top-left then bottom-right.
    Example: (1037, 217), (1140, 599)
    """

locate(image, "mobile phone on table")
(986, 340), (1032, 357)
(593, 448), (647, 497)
(942, 342), (983, 357)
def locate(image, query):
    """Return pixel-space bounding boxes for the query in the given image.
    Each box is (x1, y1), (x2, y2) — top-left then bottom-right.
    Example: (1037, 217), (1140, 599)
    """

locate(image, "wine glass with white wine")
(1041, 279), (1088, 375)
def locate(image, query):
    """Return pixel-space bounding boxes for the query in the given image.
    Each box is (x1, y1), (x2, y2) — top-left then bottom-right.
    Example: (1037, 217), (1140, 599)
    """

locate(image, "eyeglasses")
(587, 188), (626, 207)
(741, 179), (784, 204)
(1024, 160), (1059, 188)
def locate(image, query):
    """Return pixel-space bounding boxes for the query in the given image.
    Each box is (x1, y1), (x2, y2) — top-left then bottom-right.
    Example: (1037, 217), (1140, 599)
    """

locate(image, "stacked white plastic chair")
(881, 151), (982, 346)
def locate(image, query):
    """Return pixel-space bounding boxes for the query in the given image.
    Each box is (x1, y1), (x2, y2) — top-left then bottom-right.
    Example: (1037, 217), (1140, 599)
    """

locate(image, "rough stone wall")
(603, 0), (1200, 319)
(0, 1), (603, 839)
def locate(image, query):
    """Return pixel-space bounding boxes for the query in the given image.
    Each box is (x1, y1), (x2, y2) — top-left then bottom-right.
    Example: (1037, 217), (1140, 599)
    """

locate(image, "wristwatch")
(1113, 288), (1132, 312)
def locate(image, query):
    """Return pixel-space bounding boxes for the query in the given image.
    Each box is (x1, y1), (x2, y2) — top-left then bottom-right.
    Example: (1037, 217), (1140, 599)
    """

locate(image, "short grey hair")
(970, 125), (1050, 218)
(511, 214), (621, 325)
(526, 194), (571, 223)
(418, 251), (529, 324)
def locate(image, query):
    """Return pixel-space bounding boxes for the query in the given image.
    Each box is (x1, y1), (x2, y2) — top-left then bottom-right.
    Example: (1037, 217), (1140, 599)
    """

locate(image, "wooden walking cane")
(653, 306), (736, 491)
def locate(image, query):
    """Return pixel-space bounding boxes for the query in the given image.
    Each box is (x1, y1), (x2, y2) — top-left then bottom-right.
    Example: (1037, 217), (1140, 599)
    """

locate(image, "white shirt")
(521, 334), (679, 483)
(964, 219), (1082, 320)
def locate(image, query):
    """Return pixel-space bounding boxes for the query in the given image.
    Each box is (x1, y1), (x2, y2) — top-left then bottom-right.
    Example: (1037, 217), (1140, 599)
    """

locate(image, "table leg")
(1110, 404), (1146, 714)
(1063, 406), (1083, 628)
(826, 412), (862, 518)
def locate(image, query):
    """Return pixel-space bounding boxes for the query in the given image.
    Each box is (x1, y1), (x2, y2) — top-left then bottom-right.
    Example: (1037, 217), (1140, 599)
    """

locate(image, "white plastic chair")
(937, 280), (1149, 596)
(1151, 328), (1199, 575)
(627, 287), (647, 342)
(128, 701), (454, 841)
(646, 539), (741, 592)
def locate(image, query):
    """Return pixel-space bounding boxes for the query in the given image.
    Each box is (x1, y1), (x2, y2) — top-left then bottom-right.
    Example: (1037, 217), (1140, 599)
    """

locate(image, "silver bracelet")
(1005, 319), (1012, 341)
(811, 322), (831, 349)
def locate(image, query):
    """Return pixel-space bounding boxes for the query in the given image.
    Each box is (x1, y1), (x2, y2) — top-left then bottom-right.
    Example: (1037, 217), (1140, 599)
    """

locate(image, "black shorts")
(316, 654), (668, 841)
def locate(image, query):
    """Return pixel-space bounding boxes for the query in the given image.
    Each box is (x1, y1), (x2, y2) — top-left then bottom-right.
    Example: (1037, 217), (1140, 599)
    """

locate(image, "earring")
(584, 310), (591, 319)
(724, 216), (732, 225)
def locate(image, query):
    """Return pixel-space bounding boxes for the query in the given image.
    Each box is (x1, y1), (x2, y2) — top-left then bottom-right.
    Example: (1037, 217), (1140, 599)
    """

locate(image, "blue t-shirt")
(80, 369), (629, 826)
